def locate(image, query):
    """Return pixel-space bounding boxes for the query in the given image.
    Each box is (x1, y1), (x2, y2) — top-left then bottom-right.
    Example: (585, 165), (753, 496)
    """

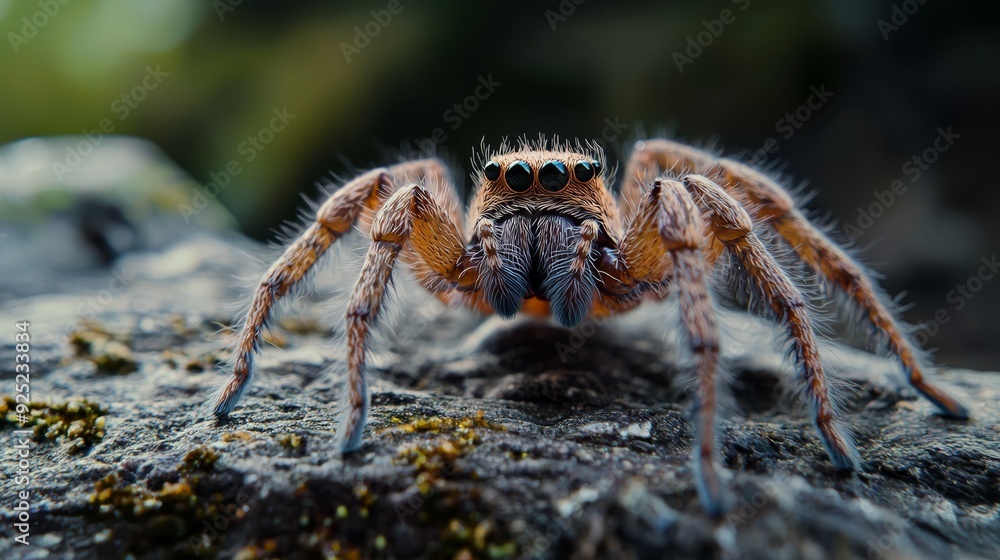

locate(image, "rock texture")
(1, 228), (998, 560)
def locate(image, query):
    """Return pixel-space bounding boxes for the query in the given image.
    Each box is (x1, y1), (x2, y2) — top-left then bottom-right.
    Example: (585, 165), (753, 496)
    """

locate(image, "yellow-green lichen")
(276, 433), (303, 449)
(88, 460), (247, 558)
(1, 396), (107, 453)
(440, 518), (518, 560)
(68, 322), (137, 374)
(162, 348), (221, 373)
(178, 445), (220, 474)
(89, 473), (198, 521)
(386, 411), (504, 475)
(381, 411), (518, 559)
(220, 430), (256, 443)
(200, 412), (515, 559)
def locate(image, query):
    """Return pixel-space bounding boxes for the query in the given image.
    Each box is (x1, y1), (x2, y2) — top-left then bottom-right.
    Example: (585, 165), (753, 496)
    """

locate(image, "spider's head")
(469, 146), (620, 325)
(474, 148), (617, 224)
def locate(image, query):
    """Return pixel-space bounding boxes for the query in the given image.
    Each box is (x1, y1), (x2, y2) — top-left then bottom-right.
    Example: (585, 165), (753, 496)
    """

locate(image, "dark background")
(1, 0), (997, 368)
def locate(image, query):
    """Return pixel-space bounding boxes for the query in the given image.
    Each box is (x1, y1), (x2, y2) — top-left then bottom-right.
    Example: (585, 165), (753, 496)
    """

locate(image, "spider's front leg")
(617, 178), (728, 516)
(212, 159), (451, 418)
(684, 174), (860, 471)
(338, 184), (468, 452)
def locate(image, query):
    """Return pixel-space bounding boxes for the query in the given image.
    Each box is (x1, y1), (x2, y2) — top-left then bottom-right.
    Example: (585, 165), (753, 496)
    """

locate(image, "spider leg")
(625, 138), (968, 419)
(684, 174), (860, 471)
(338, 183), (470, 452)
(724, 163), (969, 418)
(617, 178), (728, 516)
(212, 159), (452, 417)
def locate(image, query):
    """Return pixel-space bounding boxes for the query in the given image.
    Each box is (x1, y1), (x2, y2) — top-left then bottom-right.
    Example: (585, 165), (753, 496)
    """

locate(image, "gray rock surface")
(1, 228), (998, 560)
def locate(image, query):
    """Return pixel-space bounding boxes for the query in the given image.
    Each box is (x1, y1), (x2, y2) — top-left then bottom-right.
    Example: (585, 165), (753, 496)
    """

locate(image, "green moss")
(385, 410), (506, 435)
(163, 349), (221, 373)
(439, 518), (518, 560)
(386, 410), (503, 477)
(68, 322), (137, 374)
(88, 450), (247, 559)
(85, 445), (246, 557)
(168, 412), (516, 559)
(379, 411), (518, 559)
(90, 473), (198, 520)
(178, 445), (220, 474)
(276, 432), (303, 450)
(1, 396), (106, 453)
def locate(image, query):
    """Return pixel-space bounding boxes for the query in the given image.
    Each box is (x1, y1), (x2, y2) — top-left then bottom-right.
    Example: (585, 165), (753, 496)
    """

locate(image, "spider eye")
(538, 160), (569, 192)
(483, 160), (501, 181)
(505, 161), (532, 192)
(573, 161), (594, 182)
(591, 160), (603, 177)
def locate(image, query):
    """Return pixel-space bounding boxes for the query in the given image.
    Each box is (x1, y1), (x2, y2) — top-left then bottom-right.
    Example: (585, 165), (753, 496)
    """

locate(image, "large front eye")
(505, 161), (532, 192)
(538, 160), (569, 192)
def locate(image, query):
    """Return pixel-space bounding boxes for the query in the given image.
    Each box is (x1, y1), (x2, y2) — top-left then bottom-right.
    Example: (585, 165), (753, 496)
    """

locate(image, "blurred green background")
(1, 0), (997, 368)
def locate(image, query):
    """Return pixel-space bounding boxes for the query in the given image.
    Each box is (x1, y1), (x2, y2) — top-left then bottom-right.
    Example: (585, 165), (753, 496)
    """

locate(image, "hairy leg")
(685, 174), (860, 470)
(618, 178), (728, 515)
(212, 159), (453, 417)
(625, 138), (968, 419)
(338, 184), (470, 452)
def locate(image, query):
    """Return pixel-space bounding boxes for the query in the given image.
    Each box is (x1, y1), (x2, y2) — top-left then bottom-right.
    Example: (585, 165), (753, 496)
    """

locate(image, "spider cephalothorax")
(211, 136), (968, 516)
(467, 148), (620, 326)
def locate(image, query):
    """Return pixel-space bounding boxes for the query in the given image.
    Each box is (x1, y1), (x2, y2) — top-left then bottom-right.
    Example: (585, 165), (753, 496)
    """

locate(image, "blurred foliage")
(1, 0), (998, 366)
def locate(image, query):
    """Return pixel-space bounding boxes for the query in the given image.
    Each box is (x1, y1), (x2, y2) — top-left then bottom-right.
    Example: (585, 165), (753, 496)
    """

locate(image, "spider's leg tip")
(210, 392), (233, 416)
(334, 403), (370, 454)
(826, 442), (862, 472)
(913, 384), (971, 420)
(816, 422), (861, 472)
(700, 493), (731, 519)
(337, 444), (362, 458)
(335, 435), (364, 457)
(934, 402), (971, 421)
(693, 459), (732, 517)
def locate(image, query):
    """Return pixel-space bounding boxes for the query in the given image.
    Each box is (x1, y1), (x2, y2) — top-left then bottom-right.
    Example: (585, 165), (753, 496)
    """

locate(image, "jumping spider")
(212, 137), (968, 515)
